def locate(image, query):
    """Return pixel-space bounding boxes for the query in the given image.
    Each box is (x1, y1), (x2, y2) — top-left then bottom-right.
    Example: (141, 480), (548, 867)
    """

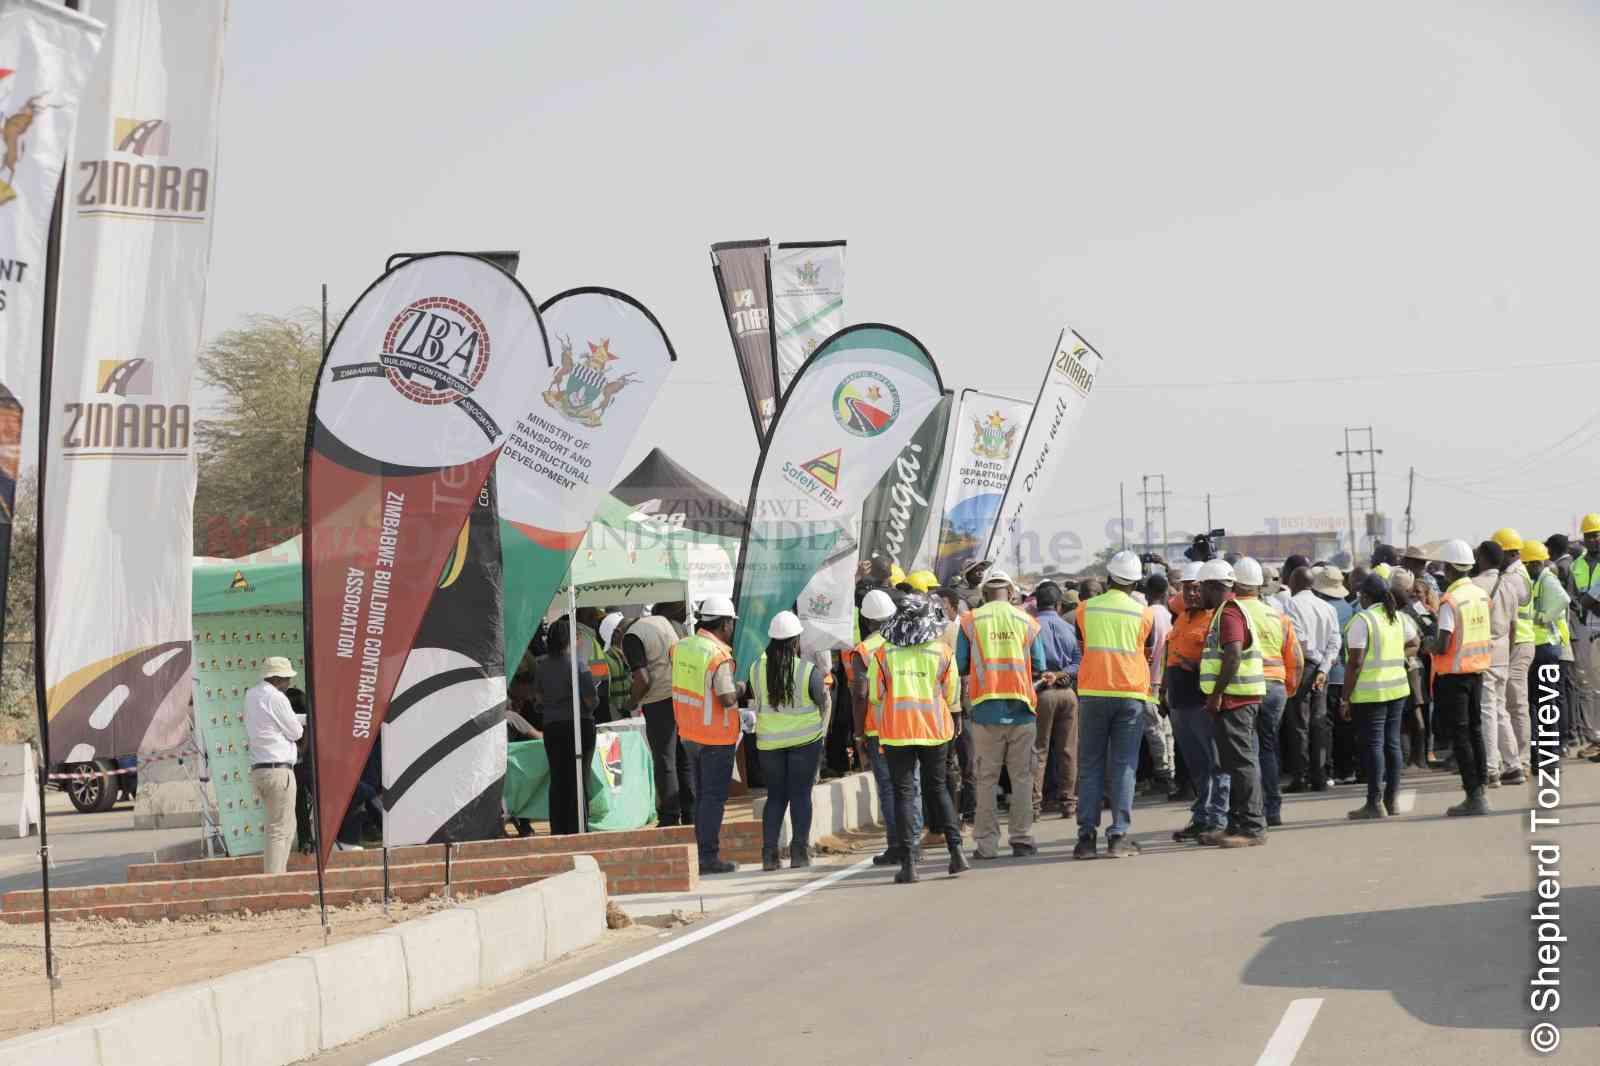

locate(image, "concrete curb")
(0, 855), (609, 1066)
(752, 770), (881, 848)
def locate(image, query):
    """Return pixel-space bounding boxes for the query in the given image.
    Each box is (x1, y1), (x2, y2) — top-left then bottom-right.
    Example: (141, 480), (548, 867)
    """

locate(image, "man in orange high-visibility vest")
(1423, 540), (1494, 817)
(671, 596), (747, 873)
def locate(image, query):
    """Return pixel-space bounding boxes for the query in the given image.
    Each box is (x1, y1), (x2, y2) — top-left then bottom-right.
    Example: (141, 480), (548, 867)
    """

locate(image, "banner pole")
(31, 13), (76, 1004)
(567, 583), (586, 833)
(308, 281), (330, 940)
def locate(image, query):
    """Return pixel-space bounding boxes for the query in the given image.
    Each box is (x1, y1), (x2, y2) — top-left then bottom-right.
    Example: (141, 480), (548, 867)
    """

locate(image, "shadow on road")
(1242, 885), (1600, 1031)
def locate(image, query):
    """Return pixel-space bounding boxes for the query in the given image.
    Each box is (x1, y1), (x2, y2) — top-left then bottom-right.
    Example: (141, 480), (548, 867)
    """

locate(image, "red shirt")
(1215, 598), (1258, 710)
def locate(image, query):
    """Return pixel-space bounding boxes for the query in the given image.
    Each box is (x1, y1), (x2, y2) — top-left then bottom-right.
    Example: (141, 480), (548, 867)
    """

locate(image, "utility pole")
(1140, 474), (1171, 561)
(1119, 482), (1127, 551)
(1404, 465), (1416, 549)
(1205, 493), (1213, 533)
(1336, 426), (1382, 562)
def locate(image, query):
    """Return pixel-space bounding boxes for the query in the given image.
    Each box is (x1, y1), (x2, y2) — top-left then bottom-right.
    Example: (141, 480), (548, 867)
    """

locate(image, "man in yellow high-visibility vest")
(1424, 540), (1494, 816)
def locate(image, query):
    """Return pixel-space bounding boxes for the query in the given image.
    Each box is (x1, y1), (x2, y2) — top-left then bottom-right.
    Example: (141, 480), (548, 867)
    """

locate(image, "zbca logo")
(832, 370), (900, 438)
(381, 297), (490, 406)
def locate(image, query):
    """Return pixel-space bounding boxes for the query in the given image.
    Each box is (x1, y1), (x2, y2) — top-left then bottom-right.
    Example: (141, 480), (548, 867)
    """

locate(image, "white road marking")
(1255, 998), (1324, 1066)
(367, 857), (876, 1065)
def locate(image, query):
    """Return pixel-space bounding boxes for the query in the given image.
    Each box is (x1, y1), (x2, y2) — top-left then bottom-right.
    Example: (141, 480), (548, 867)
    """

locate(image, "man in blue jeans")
(1232, 558), (1302, 828)
(1164, 563), (1230, 840)
(1071, 550), (1155, 859)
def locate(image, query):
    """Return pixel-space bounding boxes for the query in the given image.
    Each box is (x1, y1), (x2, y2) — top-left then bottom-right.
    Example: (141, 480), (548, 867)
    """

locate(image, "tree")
(193, 311), (322, 557)
(0, 471), (36, 744)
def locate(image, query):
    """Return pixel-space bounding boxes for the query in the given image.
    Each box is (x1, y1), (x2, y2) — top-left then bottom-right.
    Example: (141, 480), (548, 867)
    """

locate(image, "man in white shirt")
(1281, 565), (1341, 791)
(245, 657), (304, 874)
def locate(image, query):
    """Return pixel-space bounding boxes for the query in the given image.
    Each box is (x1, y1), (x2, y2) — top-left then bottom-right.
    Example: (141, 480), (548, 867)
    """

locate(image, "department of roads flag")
(731, 324), (944, 676)
(304, 252), (546, 864)
(38, 0), (220, 767)
(984, 329), (1105, 570)
(496, 287), (675, 680)
(932, 389), (1031, 584)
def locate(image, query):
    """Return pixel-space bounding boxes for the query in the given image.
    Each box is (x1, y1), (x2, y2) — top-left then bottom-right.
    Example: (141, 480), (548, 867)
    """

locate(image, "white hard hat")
(982, 569), (1015, 588)
(1197, 559), (1235, 584)
(1106, 550), (1142, 583)
(598, 612), (624, 649)
(1437, 539), (1475, 568)
(768, 610), (803, 640)
(1180, 561), (1203, 583)
(698, 594), (738, 620)
(860, 588), (897, 621)
(1233, 557), (1265, 587)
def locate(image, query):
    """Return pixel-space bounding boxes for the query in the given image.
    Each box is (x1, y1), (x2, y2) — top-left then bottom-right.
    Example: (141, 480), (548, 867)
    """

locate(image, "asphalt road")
(0, 792), (196, 894)
(314, 764), (1600, 1065)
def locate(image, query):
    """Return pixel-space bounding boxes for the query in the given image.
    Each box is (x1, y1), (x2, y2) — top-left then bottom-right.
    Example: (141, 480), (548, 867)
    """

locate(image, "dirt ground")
(0, 894), (466, 1037)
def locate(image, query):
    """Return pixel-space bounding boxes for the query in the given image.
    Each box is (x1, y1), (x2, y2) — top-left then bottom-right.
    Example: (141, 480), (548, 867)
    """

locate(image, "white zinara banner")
(40, 0), (226, 766)
(933, 388), (1031, 584)
(770, 241), (844, 398)
(984, 328), (1105, 571)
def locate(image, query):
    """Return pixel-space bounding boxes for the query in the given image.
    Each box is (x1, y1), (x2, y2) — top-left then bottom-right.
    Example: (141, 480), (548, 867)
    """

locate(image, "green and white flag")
(731, 324), (944, 675)
(497, 288), (676, 676)
(770, 241), (845, 397)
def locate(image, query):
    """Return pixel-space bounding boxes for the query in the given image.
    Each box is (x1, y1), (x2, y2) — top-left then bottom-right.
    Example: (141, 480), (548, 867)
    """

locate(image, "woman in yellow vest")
(1422, 539), (1494, 817)
(1338, 574), (1414, 820)
(872, 595), (969, 884)
(751, 611), (828, 871)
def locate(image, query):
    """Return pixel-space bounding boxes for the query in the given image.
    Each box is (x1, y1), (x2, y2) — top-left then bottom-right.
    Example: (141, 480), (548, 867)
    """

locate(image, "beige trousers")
(973, 721), (1036, 856)
(252, 766), (298, 875)
(1506, 642), (1534, 768)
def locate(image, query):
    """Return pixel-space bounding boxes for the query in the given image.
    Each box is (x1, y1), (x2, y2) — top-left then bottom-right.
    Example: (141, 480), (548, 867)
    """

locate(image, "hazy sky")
(204, 1), (1600, 568)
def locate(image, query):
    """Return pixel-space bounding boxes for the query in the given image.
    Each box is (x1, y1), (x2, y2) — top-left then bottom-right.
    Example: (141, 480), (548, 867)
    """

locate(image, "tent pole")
(568, 584), (586, 834)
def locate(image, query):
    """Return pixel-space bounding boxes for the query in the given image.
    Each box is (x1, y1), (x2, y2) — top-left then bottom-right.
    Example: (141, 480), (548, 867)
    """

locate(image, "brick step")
(4, 842), (699, 916)
(0, 874), (547, 925)
(127, 824), (711, 882)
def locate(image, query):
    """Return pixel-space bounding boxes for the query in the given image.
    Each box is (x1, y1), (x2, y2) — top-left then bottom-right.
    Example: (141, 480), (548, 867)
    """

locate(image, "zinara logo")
(114, 117), (170, 156)
(97, 358), (153, 396)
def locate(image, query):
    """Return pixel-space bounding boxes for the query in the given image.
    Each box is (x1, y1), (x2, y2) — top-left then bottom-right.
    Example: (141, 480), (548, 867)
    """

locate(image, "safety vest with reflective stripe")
(1433, 578), (1491, 676)
(846, 632), (888, 737)
(605, 646), (632, 707)
(1372, 563), (1393, 580)
(1530, 568), (1566, 647)
(750, 655), (822, 751)
(1075, 590), (1154, 699)
(1573, 557), (1600, 601)
(1199, 600), (1267, 697)
(1346, 608), (1409, 704)
(960, 601), (1040, 709)
(872, 641), (956, 747)
(1505, 563), (1535, 646)
(1235, 597), (1289, 684)
(671, 633), (738, 744)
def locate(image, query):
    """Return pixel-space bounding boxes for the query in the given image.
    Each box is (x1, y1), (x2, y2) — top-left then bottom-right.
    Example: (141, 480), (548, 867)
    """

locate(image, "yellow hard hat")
(1521, 541), (1550, 563)
(907, 569), (938, 592)
(1491, 527), (1522, 552)
(1582, 513), (1600, 536)
(890, 564), (907, 587)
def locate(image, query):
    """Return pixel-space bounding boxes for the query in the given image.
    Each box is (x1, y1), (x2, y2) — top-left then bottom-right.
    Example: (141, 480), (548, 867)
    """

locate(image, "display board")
(503, 731), (654, 831)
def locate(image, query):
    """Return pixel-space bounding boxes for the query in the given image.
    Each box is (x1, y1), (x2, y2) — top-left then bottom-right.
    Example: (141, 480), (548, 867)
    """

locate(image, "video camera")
(1184, 529), (1227, 563)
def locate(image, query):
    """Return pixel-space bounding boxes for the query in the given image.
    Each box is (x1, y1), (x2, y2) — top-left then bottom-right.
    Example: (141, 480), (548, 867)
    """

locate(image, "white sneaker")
(334, 841), (365, 851)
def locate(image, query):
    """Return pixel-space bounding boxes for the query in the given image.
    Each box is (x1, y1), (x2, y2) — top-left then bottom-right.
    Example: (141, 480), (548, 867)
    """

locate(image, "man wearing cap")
(1494, 531), (1535, 780)
(1314, 567), (1358, 783)
(245, 657), (304, 875)
(1072, 550), (1154, 859)
(849, 588), (921, 866)
(1471, 540), (1525, 786)
(1524, 540), (1572, 748)
(958, 569), (1048, 859)
(670, 597), (744, 873)
(1567, 515), (1600, 757)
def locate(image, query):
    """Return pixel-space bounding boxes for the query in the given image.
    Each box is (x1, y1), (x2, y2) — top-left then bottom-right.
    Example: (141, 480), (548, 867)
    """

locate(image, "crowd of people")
(476, 515), (1600, 888)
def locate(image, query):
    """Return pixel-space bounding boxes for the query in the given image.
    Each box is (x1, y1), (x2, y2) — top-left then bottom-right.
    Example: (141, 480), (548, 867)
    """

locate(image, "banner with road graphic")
(859, 390), (953, 575)
(710, 240), (775, 441)
(382, 476), (508, 847)
(0, 1), (101, 727)
(38, 0), (219, 770)
(983, 329), (1105, 570)
(730, 324), (945, 676)
(932, 389), (1032, 584)
(496, 287), (675, 681)
(304, 252), (547, 864)
(770, 241), (845, 399)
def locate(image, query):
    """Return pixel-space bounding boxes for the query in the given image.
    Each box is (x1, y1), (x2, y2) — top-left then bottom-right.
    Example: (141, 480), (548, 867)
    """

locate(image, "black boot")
(872, 845), (901, 867)
(762, 848), (780, 872)
(948, 841), (971, 876)
(789, 845), (811, 868)
(895, 850), (921, 884)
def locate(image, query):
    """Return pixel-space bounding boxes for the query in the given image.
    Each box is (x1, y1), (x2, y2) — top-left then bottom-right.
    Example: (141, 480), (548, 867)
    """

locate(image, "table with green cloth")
(504, 730), (656, 831)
